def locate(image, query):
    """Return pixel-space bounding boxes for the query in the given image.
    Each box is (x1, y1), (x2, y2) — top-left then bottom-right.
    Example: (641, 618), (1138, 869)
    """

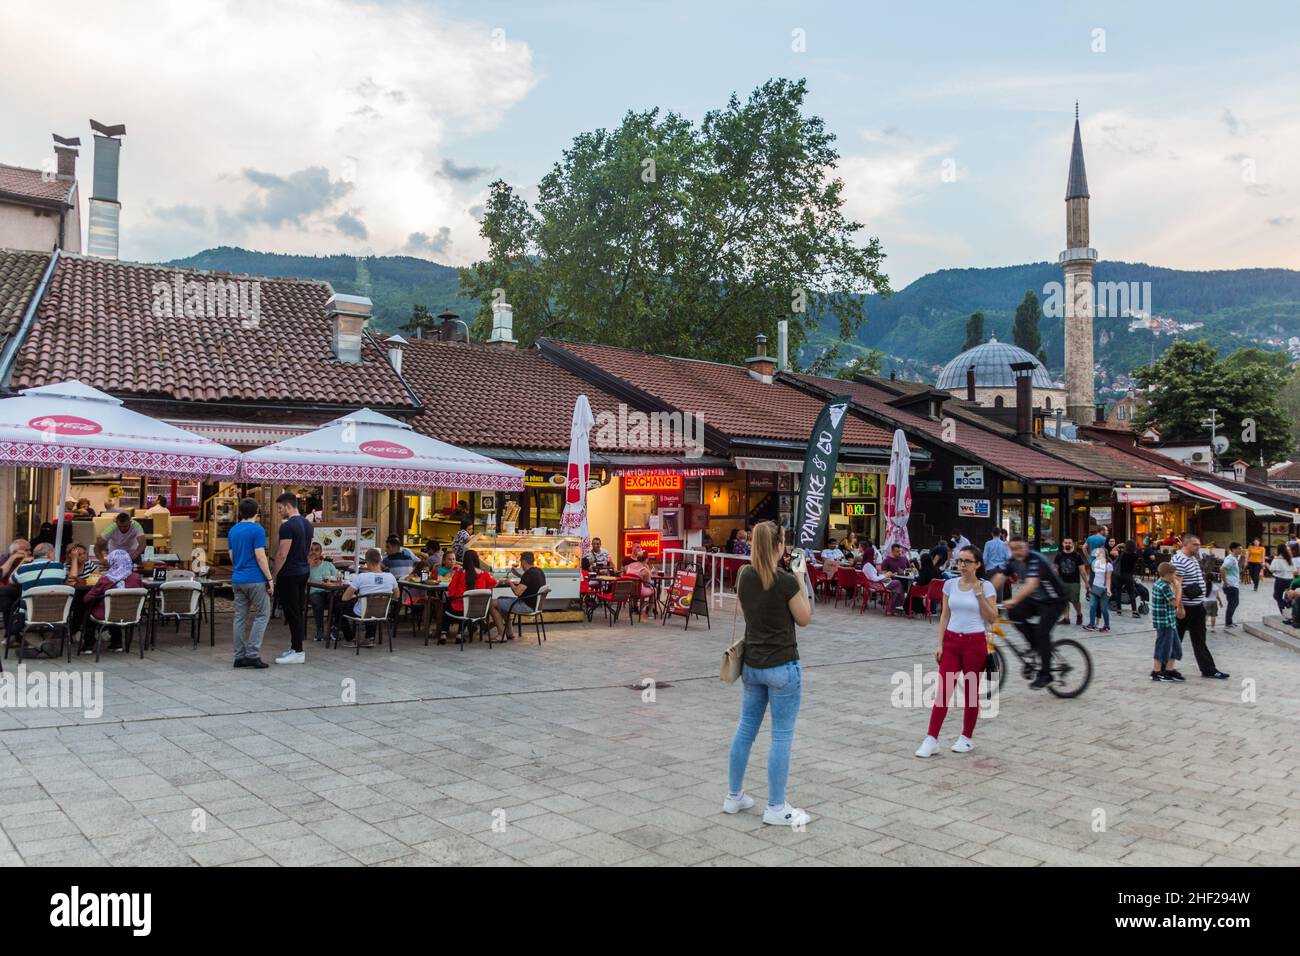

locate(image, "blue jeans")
(1088, 586), (1110, 627)
(1153, 624), (1182, 664)
(728, 660), (802, 806)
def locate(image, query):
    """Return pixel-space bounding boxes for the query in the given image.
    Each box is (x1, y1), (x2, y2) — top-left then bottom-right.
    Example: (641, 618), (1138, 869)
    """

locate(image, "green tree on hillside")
(1012, 290), (1044, 363)
(403, 303), (437, 339)
(962, 311), (985, 351)
(459, 78), (892, 361)
(1132, 340), (1293, 464)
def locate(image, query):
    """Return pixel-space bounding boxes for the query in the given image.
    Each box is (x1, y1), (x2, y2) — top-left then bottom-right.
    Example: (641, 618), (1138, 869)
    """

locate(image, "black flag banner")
(795, 396), (851, 551)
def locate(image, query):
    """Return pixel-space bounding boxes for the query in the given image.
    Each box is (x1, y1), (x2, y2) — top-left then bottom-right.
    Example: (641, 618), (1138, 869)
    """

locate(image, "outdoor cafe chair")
(441, 588), (493, 649)
(506, 585), (551, 645)
(806, 564), (827, 602)
(908, 578), (945, 622)
(860, 578), (899, 617)
(595, 577), (640, 626)
(831, 567), (861, 609)
(7, 584), (76, 663)
(88, 587), (149, 661)
(157, 580), (203, 649)
(335, 593), (396, 655)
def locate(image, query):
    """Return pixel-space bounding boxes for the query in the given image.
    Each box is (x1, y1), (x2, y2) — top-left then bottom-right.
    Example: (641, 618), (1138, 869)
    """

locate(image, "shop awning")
(733, 455), (889, 475)
(471, 448), (733, 471)
(1115, 487), (1171, 503)
(1183, 479), (1294, 519)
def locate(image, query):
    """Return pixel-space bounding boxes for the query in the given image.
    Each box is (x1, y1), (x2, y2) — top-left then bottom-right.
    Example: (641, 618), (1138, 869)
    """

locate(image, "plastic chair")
(507, 585), (551, 645)
(807, 565), (827, 602)
(442, 589), (493, 649)
(333, 593), (395, 654)
(832, 567), (860, 608)
(158, 580), (203, 648)
(88, 587), (148, 660)
(860, 578), (898, 616)
(908, 578), (946, 622)
(595, 578), (640, 626)
(8, 584), (75, 662)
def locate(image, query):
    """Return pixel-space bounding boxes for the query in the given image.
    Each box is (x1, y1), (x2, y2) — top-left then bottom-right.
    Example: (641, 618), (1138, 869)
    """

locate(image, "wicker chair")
(334, 593), (395, 654)
(442, 588), (493, 649)
(157, 580), (203, 648)
(88, 587), (148, 660)
(7, 585), (75, 662)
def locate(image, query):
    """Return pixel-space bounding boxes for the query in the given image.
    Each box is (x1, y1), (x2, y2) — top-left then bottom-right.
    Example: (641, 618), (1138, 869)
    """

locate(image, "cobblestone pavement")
(0, 582), (1297, 867)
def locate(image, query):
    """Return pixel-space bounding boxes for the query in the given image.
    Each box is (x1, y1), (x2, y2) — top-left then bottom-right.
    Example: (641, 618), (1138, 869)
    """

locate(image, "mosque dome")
(936, 336), (1055, 390)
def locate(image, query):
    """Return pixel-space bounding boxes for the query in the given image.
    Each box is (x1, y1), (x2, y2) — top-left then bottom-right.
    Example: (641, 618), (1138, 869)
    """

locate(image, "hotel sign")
(953, 465), (984, 491)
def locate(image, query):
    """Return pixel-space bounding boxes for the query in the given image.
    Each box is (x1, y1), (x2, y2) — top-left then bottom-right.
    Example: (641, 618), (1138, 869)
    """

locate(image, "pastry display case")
(467, 532), (583, 603)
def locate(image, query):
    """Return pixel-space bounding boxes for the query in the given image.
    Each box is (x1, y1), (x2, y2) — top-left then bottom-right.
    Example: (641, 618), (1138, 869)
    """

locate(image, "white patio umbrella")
(882, 428), (912, 551)
(558, 395), (594, 550)
(239, 408), (523, 563)
(0, 380), (241, 556)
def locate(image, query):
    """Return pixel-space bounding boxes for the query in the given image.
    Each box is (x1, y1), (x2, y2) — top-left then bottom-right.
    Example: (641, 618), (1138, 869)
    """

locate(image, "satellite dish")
(1212, 436), (1230, 455)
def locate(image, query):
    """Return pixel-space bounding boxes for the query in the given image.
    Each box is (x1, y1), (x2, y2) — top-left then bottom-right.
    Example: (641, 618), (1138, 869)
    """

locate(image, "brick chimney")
(52, 134), (80, 181)
(436, 309), (468, 344)
(327, 293), (372, 364)
(1009, 360), (1035, 438)
(745, 334), (775, 383)
(486, 300), (517, 349)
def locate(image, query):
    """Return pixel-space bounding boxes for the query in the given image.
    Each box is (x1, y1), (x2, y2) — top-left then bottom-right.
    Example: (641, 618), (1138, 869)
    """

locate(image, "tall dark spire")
(1065, 107), (1089, 200)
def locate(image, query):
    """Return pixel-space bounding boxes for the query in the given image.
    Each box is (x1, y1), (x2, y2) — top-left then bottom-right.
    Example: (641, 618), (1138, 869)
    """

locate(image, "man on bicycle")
(993, 534), (1068, 689)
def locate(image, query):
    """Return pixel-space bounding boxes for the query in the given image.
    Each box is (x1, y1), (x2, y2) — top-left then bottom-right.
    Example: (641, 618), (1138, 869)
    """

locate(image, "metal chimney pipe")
(965, 366), (976, 402)
(776, 320), (789, 372)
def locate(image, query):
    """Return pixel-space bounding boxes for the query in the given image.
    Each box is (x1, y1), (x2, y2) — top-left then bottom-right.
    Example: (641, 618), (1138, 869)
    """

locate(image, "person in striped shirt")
(1170, 535), (1229, 680)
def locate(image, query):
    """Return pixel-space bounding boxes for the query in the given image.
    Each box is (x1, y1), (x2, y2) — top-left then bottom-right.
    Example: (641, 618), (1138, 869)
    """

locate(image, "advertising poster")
(313, 526), (377, 561)
(668, 569), (697, 617)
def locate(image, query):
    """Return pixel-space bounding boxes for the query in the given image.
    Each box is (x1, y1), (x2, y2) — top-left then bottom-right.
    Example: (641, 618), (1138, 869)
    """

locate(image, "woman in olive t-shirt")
(725, 521), (813, 829)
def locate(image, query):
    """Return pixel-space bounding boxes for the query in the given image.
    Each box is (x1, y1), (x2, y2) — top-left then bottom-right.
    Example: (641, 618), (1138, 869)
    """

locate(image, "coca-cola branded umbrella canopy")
(882, 428), (912, 551)
(0, 380), (241, 554)
(240, 408), (523, 559)
(558, 395), (594, 549)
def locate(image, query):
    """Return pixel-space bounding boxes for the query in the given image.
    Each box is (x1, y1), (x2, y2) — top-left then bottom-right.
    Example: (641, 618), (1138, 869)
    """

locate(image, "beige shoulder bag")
(720, 567), (746, 683)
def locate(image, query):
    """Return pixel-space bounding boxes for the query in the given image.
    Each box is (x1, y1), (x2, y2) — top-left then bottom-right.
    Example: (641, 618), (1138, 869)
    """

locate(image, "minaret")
(1060, 103), (1097, 424)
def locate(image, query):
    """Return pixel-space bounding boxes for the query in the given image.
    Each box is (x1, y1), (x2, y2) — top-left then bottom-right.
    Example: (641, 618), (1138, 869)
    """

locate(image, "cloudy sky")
(1, 0), (1296, 286)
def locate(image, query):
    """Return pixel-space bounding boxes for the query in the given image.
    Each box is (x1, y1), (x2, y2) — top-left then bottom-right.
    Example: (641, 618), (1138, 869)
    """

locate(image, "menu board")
(666, 569), (698, 617)
(313, 525), (377, 560)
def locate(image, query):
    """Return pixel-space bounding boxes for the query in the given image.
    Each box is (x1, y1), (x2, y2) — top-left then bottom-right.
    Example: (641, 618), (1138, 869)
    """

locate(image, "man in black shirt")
(490, 551), (546, 641)
(271, 492), (313, 664)
(1053, 538), (1084, 626)
(996, 535), (1067, 689)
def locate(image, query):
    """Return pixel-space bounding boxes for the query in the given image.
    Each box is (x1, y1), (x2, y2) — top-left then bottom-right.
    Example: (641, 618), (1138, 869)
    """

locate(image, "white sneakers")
(275, 649), (305, 664)
(915, 735), (941, 758)
(916, 735), (974, 757)
(722, 792), (755, 814)
(762, 804), (811, 827)
(723, 792), (810, 827)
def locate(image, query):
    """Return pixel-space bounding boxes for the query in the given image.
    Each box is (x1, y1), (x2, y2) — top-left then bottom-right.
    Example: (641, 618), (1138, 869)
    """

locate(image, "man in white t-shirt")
(338, 548), (399, 647)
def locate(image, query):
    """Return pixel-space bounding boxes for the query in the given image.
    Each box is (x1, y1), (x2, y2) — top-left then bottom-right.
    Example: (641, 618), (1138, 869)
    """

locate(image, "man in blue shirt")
(1085, 526), (1108, 557)
(228, 497), (272, 669)
(983, 529), (1010, 575)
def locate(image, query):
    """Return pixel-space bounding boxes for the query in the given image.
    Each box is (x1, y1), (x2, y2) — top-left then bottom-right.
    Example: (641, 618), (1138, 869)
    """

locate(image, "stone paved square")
(1, 585), (1298, 867)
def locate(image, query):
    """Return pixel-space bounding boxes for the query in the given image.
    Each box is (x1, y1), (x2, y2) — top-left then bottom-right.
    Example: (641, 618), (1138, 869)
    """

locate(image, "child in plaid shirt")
(1150, 562), (1184, 682)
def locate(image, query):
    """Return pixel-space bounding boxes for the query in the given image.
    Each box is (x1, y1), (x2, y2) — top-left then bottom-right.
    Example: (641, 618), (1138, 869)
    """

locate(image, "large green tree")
(1132, 339), (1293, 464)
(962, 311), (985, 351)
(402, 303), (437, 339)
(1012, 290), (1045, 364)
(458, 78), (891, 362)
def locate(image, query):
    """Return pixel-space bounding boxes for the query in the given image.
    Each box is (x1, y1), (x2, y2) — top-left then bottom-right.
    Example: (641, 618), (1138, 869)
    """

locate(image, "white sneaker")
(762, 803), (811, 827)
(951, 735), (974, 753)
(915, 735), (941, 758)
(275, 649), (305, 664)
(722, 792), (755, 814)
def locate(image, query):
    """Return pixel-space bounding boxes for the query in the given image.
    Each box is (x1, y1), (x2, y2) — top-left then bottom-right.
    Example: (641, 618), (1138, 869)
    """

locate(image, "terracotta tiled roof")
(9, 254), (417, 408)
(0, 249), (52, 348)
(543, 339), (894, 450)
(0, 164), (75, 206)
(398, 339), (646, 452)
(1268, 461), (1300, 482)
(784, 371), (1106, 484)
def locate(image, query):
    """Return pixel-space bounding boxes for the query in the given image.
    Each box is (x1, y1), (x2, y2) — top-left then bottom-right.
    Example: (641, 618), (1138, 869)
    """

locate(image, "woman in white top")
(1269, 544), (1292, 614)
(1086, 547), (1113, 632)
(916, 545), (997, 758)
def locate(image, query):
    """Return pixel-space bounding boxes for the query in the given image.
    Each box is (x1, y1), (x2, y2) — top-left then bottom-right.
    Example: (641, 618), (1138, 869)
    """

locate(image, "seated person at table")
(0, 538), (31, 633)
(337, 548), (400, 647)
(423, 539), (443, 567)
(79, 549), (141, 654)
(64, 542), (99, 580)
(819, 539), (846, 576)
(731, 529), (751, 556)
(435, 549), (457, 581)
(307, 542), (339, 642)
(586, 538), (612, 568)
(880, 543), (913, 575)
(10, 542), (68, 641)
(622, 548), (655, 600)
(446, 549), (497, 643)
(862, 559), (904, 596)
(381, 534), (419, 579)
(145, 495), (171, 516)
(96, 512), (146, 564)
(489, 551), (546, 641)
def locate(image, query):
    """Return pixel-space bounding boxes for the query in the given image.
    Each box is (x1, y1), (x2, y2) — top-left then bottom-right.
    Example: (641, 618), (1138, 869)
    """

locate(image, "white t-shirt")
(943, 577), (995, 633)
(1091, 559), (1113, 589)
(351, 570), (398, 598)
(820, 548), (844, 563)
(1269, 557), (1290, 577)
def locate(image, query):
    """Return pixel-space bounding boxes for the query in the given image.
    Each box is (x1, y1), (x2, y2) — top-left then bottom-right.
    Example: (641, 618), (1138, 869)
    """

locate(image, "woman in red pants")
(916, 545), (998, 757)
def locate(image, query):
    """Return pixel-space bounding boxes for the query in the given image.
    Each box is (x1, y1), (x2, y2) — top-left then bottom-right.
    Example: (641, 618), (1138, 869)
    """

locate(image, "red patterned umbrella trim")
(0, 441), (238, 478)
(241, 459), (523, 491)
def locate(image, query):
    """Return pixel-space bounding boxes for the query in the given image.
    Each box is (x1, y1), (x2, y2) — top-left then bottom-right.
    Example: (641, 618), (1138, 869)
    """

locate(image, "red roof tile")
(0, 249), (52, 346)
(10, 254), (416, 408)
(786, 371), (1107, 484)
(398, 339), (649, 452)
(544, 339), (894, 450)
(0, 164), (75, 206)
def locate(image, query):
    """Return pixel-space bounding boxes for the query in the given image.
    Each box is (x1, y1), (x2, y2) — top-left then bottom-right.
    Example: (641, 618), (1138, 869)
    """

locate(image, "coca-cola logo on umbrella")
(28, 415), (102, 436)
(360, 440), (413, 460)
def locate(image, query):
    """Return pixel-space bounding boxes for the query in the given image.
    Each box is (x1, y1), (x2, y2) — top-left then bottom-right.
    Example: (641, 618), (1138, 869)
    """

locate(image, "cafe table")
(307, 578), (351, 646)
(397, 578), (448, 644)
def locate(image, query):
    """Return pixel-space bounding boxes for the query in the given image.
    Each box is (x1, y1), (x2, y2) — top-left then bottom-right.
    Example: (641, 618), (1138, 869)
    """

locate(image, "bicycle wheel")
(990, 644), (1008, 692)
(1047, 638), (1092, 698)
